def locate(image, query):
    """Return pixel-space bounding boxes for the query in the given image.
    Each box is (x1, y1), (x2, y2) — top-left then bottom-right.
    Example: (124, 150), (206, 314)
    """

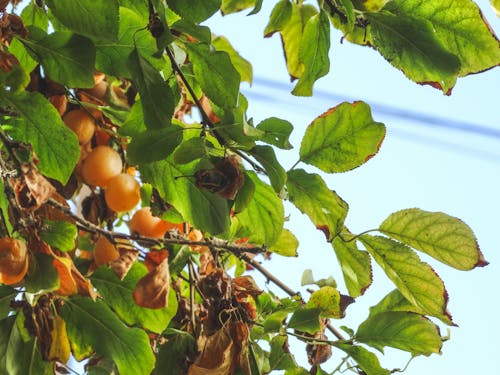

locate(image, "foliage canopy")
(0, 0), (498, 374)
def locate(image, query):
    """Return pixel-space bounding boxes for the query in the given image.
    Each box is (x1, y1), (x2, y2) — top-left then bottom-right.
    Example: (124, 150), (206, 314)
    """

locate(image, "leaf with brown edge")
(110, 248), (139, 280)
(52, 257), (77, 296)
(133, 257), (170, 309)
(14, 164), (56, 211)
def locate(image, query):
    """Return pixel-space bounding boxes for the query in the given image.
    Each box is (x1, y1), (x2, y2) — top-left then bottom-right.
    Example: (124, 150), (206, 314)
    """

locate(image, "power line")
(249, 76), (500, 140)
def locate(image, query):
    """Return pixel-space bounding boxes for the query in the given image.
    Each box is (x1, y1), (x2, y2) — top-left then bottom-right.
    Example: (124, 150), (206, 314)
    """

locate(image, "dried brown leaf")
(133, 257), (170, 309)
(15, 164), (56, 211)
(109, 248), (139, 280)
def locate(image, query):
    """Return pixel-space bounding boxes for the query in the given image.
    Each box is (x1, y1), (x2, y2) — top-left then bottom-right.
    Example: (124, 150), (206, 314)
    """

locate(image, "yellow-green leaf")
(264, 0), (293, 37)
(269, 228), (299, 257)
(336, 344), (390, 375)
(379, 208), (488, 270)
(356, 311), (442, 356)
(212, 35), (253, 83)
(300, 101), (386, 173)
(360, 235), (451, 322)
(306, 286), (342, 318)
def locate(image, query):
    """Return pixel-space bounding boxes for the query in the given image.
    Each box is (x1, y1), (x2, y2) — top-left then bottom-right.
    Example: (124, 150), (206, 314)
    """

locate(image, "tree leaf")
(45, 0), (119, 41)
(21, 31), (95, 88)
(95, 7), (160, 78)
(141, 158), (230, 235)
(299, 101), (386, 173)
(379, 208), (487, 270)
(173, 137), (208, 164)
(186, 42), (241, 109)
(212, 35), (253, 83)
(336, 343), (390, 375)
(1, 91), (79, 184)
(332, 236), (372, 298)
(356, 311), (442, 356)
(287, 307), (321, 334)
(0, 286), (16, 319)
(268, 228), (299, 257)
(120, 99), (147, 137)
(91, 262), (178, 334)
(61, 296), (155, 375)
(264, 0), (293, 37)
(234, 171), (284, 246)
(277, 3), (318, 78)
(0, 316), (53, 375)
(287, 169), (348, 240)
(338, 0), (356, 32)
(127, 126), (183, 164)
(40, 219), (77, 252)
(360, 235), (451, 323)
(128, 47), (175, 129)
(21, 2), (49, 31)
(292, 11), (330, 96)
(492, 0), (500, 17)
(233, 171), (255, 213)
(306, 286), (342, 318)
(384, 0), (500, 77)
(167, 0), (221, 23)
(24, 253), (60, 294)
(255, 117), (293, 150)
(249, 145), (286, 193)
(48, 315), (71, 363)
(269, 335), (297, 371)
(221, 0), (256, 14)
(155, 329), (197, 375)
(366, 11), (461, 93)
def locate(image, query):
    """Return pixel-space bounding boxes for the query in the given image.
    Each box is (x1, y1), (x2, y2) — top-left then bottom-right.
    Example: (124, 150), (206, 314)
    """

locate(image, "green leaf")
(221, 0), (256, 14)
(300, 101), (386, 173)
(40, 219), (77, 252)
(301, 269), (337, 288)
(235, 171), (284, 245)
(369, 289), (431, 319)
(0, 286), (16, 319)
(167, 0), (220, 23)
(233, 171), (255, 213)
(366, 11), (461, 93)
(249, 145), (286, 193)
(128, 48), (175, 129)
(338, 0), (356, 32)
(255, 117), (293, 150)
(212, 35), (253, 84)
(380, 208), (487, 270)
(384, 0), (500, 77)
(292, 11), (330, 96)
(287, 307), (321, 334)
(306, 286), (342, 318)
(2, 91), (79, 184)
(332, 236), (372, 298)
(24, 253), (60, 294)
(264, 0), (293, 37)
(278, 3), (318, 78)
(0, 180), (12, 235)
(21, 31), (95, 88)
(268, 228), (299, 257)
(173, 137), (208, 164)
(120, 99), (147, 137)
(91, 263), (178, 334)
(141, 158), (230, 235)
(263, 310), (289, 332)
(86, 357), (117, 375)
(155, 329), (197, 375)
(61, 296), (155, 375)
(9, 38), (38, 75)
(45, 0), (119, 41)
(0, 316), (53, 375)
(127, 126), (183, 164)
(186, 42), (241, 109)
(337, 344), (390, 375)
(171, 19), (212, 44)
(269, 335), (297, 371)
(360, 235), (451, 322)
(356, 311), (442, 356)
(492, 0), (500, 17)
(21, 2), (49, 31)
(287, 169), (348, 240)
(96, 7), (160, 78)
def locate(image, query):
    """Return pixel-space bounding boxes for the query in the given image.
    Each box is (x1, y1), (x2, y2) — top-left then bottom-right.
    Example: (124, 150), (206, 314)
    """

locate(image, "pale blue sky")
(207, 1), (500, 373)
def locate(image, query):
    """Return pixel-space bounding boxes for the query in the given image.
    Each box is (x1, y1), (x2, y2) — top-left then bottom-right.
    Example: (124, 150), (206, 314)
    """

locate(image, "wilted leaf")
(48, 315), (70, 363)
(109, 248), (139, 280)
(379, 208), (487, 270)
(356, 311), (442, 356)
(300, 102), (386, 173)
(287, 169), (348, 240)
(14, 164), (56, 211)
(332, 236), (372, 298)
(133, 257), (170, 309)
(360, 235), (452, 323)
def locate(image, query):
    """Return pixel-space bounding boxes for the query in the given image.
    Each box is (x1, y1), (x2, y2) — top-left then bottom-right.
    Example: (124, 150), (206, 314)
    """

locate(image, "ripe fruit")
(104, 173), (141, 212)
(128, 207), (176, 238)
(63, 109), (97, 145)
(0, 237), (28, 285)
(94, 236), (119, 267)
(81, 145), (123, 187)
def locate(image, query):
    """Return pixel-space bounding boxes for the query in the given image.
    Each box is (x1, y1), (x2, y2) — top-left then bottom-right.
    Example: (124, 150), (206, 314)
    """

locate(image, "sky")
(206, 1), (500, 374)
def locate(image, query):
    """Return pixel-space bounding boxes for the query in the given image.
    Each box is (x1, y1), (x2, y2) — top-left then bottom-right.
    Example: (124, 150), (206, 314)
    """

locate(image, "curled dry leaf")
(133, 257), (170, 309)
(144, 249), (168, 272)
(14, 164), (56, 211)
(110, 247), (139, 280)
(306, 328), (332, 366)
(0, 50), (19, 72)
(195, 156), (244, 200)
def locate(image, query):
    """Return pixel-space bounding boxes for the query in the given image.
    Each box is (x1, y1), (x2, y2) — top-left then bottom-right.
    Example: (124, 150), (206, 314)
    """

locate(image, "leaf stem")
(338, 229), (379, 243)
(289, 159), (301, 171)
